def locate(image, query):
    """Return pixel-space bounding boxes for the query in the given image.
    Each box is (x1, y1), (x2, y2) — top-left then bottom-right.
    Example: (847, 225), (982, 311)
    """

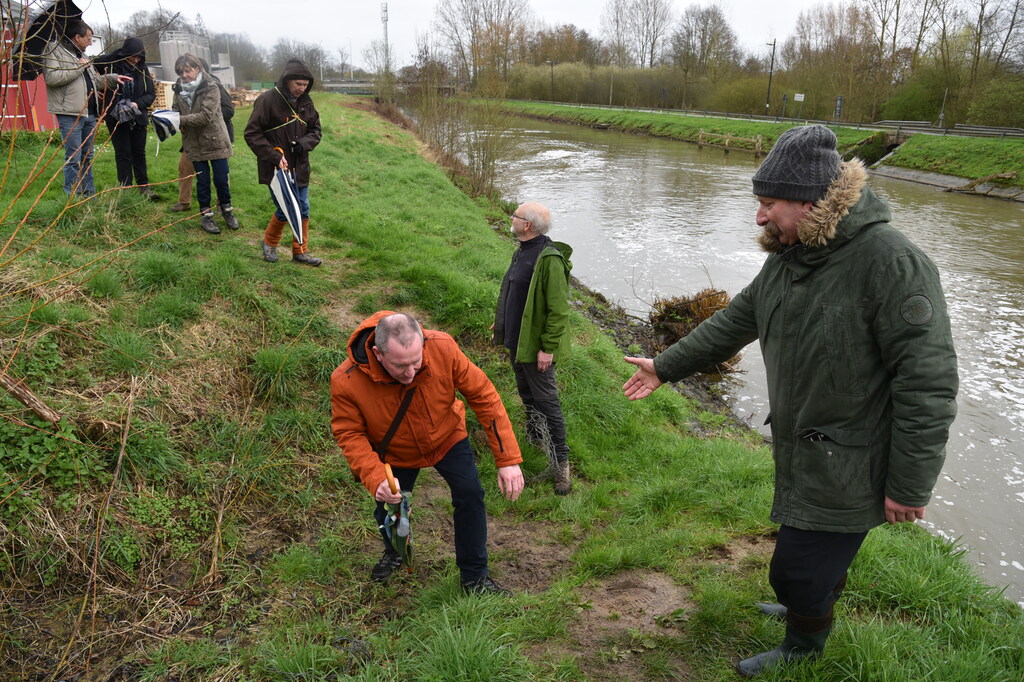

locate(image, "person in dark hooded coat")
(95, 37), (157, 198)
(244, 58), (323, 266)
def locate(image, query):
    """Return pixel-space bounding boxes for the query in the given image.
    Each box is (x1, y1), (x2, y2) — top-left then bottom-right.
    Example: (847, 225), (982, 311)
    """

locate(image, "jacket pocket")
(794, 426), (875, 511)
(821, 304), (866, 397)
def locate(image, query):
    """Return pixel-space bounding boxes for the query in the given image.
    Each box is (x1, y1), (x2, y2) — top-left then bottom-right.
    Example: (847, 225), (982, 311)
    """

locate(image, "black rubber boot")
(736, 610), (832, 677)
(756, 572), (848, 621)
(756, 602), (789, 620)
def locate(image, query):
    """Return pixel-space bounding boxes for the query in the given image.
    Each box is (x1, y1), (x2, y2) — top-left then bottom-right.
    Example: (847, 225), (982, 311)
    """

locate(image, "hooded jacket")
(172, 72), (233, 162)
(243, 59), (322, 187)
(331, 311), (523, 496)
(493, 239), (573, 363)
(653, 160), (958, 532)
(94, 38), (155, 126)
(43, 39), (122, 117)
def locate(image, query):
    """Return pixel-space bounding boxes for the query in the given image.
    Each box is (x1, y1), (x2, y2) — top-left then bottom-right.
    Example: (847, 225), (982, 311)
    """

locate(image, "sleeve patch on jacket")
(900, 295), (933, 325)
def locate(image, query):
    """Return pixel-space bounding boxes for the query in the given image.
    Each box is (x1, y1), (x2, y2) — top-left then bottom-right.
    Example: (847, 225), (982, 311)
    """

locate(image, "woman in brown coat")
(172, 53), (238, 234)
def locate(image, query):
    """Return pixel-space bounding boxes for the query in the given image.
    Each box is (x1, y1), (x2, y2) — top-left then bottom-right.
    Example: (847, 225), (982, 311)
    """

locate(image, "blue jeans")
(374, 438), (489, 583)
(192, 158), (231, 211)
(271, 182), (310, 220)
(56, 113), (98, 195)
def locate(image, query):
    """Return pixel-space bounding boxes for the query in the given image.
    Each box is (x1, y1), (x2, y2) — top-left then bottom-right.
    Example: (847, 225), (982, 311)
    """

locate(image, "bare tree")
(434, 0), (530, 86)
(632, 0), (674, 67)
(601, 0), (636, 67)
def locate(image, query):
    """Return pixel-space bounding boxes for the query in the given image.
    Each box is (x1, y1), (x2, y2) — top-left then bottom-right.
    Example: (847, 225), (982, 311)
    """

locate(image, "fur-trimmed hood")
(758, 159), (884, 253)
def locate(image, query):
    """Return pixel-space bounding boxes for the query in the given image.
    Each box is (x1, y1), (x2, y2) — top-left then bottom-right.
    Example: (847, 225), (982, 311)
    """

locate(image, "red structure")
(2, 2), (56, 132)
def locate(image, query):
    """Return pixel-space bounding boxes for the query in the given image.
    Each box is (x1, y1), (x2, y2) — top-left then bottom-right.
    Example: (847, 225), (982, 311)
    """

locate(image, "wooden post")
(755, 135), (763, 158)
(724, 134), (731, 154)
(0, 372), (61, 424)
(698, 130), (704, 148)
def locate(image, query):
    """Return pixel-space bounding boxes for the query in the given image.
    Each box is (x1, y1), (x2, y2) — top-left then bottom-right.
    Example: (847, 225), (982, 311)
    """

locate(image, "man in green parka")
(622, 125), (958, 676)
(493, 202), (574, 494)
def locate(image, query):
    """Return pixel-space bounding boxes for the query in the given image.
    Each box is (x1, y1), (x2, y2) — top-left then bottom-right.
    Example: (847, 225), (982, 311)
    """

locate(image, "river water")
(493, 118), (1024, 606)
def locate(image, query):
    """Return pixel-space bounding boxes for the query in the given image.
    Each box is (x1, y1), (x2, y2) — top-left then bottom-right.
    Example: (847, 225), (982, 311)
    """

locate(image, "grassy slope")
(1, 95), (1022, 680)
(500, 100), (1024, 184)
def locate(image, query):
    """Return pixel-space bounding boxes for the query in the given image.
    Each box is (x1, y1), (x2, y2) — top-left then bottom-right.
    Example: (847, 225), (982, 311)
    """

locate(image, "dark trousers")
(106, 120), (149, 186)
(374, 438), (488, 582)
(192, 158), (231, 210)
(511, 358), (569, 461)
(769, 525), (868, 617)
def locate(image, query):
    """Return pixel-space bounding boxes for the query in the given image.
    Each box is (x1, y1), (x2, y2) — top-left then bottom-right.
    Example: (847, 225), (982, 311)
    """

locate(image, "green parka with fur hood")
(653, 160), (958, 532)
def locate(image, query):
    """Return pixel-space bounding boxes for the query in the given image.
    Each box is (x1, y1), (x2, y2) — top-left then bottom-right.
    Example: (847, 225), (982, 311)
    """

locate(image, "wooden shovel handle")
(384, 463), (399, 495)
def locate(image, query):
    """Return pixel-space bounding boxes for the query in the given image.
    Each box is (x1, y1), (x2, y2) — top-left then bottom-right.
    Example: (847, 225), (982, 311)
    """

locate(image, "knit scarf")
(178, 72), (203, 109)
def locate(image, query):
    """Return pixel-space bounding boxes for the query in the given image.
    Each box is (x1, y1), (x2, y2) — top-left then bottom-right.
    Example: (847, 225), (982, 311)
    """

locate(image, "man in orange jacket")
(331, 311), (525, 592)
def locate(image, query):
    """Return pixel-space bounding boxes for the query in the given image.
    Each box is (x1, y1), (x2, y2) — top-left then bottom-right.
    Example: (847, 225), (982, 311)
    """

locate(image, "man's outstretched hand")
(623, 356), (663, 400)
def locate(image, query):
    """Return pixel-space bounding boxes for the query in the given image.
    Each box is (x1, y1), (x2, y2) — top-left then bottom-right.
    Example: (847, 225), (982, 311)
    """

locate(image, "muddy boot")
(168, 201), (190, 212)
(221, 204), (240, 230)
(737, 610), (832, 677)
(200, 210), (219, 234)
(553, 459), (572, 495)
(138, 186), (158, 201)
(262, 242), (278, 263)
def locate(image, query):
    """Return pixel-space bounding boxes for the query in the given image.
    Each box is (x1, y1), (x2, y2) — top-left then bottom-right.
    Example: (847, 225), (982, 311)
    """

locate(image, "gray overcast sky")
(93, 0), (813, 68)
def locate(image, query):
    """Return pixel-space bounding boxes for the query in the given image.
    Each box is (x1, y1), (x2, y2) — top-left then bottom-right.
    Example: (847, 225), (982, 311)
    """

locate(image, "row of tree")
(106, 1), (1023, 127)
(406, 0), (1023, 126)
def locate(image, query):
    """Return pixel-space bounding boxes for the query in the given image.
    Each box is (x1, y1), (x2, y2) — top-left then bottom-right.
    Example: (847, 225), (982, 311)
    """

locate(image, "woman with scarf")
(95, 37), (157, 199)
(172, 53), (238, 234)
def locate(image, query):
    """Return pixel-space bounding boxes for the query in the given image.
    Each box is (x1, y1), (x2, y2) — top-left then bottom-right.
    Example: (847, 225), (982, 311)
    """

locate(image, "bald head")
(510, 201), (552, 243)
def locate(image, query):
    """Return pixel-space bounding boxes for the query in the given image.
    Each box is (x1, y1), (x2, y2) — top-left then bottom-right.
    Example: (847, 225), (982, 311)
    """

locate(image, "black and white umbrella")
(11, 0), (85, 81)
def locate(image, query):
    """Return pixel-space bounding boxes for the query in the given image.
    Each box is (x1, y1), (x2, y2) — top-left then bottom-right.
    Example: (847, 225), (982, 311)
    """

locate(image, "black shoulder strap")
(373, 386), (417, 463)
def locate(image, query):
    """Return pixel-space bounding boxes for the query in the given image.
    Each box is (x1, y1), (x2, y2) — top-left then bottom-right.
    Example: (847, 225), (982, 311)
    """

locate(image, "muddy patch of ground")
(532, 570), (696, 680)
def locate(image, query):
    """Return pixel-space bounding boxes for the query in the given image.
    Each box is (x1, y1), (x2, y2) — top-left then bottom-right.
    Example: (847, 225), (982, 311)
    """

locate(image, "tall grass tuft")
(251, 347), (303, 404)
(133, 251), (187, 291)
(100, 328), (157, 373)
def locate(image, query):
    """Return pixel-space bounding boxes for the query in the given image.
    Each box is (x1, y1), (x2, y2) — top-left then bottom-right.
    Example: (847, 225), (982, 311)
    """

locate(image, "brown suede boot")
(553, 460), (572, 495)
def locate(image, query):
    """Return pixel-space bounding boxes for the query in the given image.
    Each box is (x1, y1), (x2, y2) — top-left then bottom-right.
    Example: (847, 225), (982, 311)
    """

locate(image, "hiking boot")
(262, 242), (279, 263)
(292, 252), (322, 267)
(169, 202), (190, 212)
(370, 549), (403, 583)
(221, 204), (240, 230)
(200, 211), (220, 234)
(461, 575), (509, 595)
(553, 460), (572, 495)
(138, 186), (158, 201)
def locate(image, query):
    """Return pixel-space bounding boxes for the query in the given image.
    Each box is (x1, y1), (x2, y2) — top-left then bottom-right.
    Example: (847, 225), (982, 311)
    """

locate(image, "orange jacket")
(330, 311), (522, 496)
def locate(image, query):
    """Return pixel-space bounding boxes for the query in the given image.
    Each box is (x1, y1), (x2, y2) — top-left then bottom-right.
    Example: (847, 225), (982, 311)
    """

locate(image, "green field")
(1, 95), (1022, 680)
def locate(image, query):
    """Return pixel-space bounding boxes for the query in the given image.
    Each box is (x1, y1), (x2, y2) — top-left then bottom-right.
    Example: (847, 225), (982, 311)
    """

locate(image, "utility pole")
(381, 2), (390, 74)
(765, 39), (776, 117)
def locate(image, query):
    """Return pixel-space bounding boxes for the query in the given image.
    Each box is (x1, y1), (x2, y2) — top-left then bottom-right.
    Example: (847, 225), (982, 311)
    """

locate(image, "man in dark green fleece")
(493, 202), (574, 494)
(622, 125), (958, 676)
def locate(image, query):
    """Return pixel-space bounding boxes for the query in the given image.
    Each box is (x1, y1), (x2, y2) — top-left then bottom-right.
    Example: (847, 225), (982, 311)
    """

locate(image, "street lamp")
(765, 39), (776, 117)
(546, 60), (554, 101)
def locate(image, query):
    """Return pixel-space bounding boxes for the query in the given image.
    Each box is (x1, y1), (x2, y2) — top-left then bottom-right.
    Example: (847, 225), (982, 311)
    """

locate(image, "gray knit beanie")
(751, 125), (840, 202)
